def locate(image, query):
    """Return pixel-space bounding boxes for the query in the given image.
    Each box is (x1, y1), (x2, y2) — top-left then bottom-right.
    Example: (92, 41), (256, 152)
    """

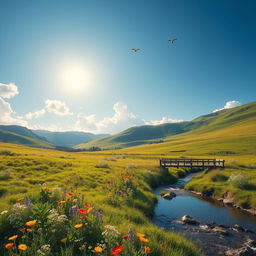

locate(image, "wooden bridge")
(160, 158), (225, 169)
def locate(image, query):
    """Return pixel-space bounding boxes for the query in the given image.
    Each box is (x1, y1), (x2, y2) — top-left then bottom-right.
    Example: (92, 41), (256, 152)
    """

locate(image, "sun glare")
(58, 62), (92, 93)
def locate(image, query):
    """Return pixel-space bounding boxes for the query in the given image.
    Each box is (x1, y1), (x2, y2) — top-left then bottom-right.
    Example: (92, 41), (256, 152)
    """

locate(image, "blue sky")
(0, 0), (255, 133)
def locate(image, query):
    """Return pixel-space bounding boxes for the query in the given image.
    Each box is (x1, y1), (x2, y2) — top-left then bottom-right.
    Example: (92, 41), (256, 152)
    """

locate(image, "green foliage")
(228, 173), (250, 189)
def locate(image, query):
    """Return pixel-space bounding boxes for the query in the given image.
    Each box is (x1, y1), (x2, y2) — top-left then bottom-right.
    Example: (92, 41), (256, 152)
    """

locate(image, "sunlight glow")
(58, 61), (92, 93)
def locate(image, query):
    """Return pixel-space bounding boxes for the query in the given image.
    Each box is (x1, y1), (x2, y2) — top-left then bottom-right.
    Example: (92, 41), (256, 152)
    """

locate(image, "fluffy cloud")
(74, 102), (144, 134)
(213, 100), (241, 113)
(149, 116), (183, 125)
(45, 99), (72, 116)
(0, 83), (19, 99)
(25, 109), (46, 119)
(0, 97), (27, 126)
(25, 100), (71, 119)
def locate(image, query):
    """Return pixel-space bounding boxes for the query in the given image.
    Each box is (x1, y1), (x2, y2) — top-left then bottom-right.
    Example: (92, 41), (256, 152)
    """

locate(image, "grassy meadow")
(0, 143), (202, 256)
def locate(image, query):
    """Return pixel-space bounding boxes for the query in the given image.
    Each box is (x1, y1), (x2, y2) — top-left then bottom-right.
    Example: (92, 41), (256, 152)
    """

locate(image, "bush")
(95, 160), (109, 168)
(0, 170), (12, 181)
(228, 173), (250, 189)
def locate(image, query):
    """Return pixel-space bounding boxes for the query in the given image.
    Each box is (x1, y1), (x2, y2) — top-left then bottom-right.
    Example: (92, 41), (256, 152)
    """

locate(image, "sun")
(58, 61), (92, 93)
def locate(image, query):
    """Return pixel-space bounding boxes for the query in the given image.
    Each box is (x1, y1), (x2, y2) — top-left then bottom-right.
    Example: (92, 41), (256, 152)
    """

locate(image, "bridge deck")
(160, 158), (225, 168)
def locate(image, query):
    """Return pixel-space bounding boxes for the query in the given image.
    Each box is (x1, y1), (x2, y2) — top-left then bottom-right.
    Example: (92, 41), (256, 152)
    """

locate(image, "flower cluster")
(0, 186), (152, 255)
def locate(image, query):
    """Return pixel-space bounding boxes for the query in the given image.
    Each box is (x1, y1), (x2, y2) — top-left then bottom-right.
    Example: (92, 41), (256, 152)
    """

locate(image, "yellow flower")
(60, 237), (68, 243)
(94, 246), (103, 253)
(74, 223), (83, 228)
(42, 186), (50, 190)
(18, 244), (28, 251)
(136, 233), (145, 238)
(71, 205), (77, 209)
(25, 220), (37, 227)
(8, 235), (18, 241)
(87, 207), (93, 213)
(140, 237), (149, 243)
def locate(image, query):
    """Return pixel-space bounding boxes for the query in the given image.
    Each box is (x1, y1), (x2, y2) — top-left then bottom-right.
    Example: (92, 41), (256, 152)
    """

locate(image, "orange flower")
(26, 228), (33, 232)
(78, 208), (87, 214)
(139, 237), (149, 243)
(51, 229), (57, 233)
(74, 223), (83, 228)
(18, 244), (28, 251)
(144, 246), (151, 254)
(25, 220), (37, 227)
(67, 192), (74, 196)
(5, 243), (14, 249)
(94, 246), (103, 253)
(42, 186), (50, 190)
(136, 233), (145, 238)
(58, 200), (66, 204)
(60, 237), (68, 243)
(87, 207), (93, 213)
(8, 235), (18, 241)
(80, 244), (86, 250)
(19, 228), (26, 232)
(17, 198), (24, 202)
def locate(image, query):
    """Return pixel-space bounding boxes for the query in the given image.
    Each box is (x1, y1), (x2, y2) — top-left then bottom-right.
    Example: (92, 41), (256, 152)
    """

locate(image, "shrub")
(0, 170), (12, 181)
(127, 163), (137, 169)
(228, 173), (250, 189)
(95, 160), (109, 168)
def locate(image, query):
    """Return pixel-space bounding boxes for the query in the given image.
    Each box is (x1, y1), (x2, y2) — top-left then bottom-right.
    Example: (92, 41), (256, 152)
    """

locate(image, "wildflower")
(58, 200), (66, 204)
(139, 237), (149, 243)
(26, 220), (37, 226)
(1, 210), (8, 215)
(19, 228), (26, 232)
(87, 207), (93, 213)
(74, 223), (83, 228)
(122, 234), (129, 239)
(5, 243), (14, 249)
(144, 246), (151, 254)
(60, 237), (68, 243)
(79, 244), (86, 250)
(18, 244), (28, 251)
(136, 233), (145, 237)
(84, 202), (90, 207)
(94, 246), (103, 253)
(42, 186), (50, 190)
(8, 235), (18, 241)
(17, 198), (24, 202)
(71, 205), (77, 209)
(26, 228), (33, 232)
(73, 198), (78, 203)
(78, 208), (87, 214)
(37, 227), (43, 232)
(111, 246), (124, 255)
(67, 192), (74, 196)
(51, 229), (57, 233)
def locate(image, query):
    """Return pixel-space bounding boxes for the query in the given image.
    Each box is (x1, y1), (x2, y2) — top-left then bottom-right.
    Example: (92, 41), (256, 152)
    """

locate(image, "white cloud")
(25, 109), (46, 119)
(149, 116), (183, 125)
(45, 99), (72, 116)
(0, 97), (27, 126)
(213, 100), (241, 113)
(0, 83), (19, 99)
(74, 102), (144, 134)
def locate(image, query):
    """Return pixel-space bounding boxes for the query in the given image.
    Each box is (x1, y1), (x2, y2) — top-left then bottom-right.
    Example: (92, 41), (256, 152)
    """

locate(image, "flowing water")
(152, 173), (256, 255)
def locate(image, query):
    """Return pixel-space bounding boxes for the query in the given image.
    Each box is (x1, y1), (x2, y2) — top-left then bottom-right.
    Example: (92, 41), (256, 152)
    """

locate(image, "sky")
(0, 0), (255, 134)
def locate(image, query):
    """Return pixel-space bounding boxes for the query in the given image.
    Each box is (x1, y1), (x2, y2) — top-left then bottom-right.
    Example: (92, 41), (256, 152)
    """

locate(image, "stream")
(152, 172), (256, 255)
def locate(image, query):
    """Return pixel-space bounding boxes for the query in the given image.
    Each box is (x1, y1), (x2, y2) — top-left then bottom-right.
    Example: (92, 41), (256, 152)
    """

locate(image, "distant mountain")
(0, 125), (54, 148)
(32, 130), (108, 147)
(75, 101), (256, 150)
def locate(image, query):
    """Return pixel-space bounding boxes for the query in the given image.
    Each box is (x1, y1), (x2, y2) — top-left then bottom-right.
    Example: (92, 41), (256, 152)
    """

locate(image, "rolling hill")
(32, 130), (108, 147)
(76, 101), (256, 153)
(0, 126), (54, 148)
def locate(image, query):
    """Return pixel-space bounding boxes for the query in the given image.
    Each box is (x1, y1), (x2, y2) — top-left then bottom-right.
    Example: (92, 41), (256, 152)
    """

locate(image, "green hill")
(32, 130), (108, 147)
(0, 129), (54, 148)
(76, 102), (256, 151)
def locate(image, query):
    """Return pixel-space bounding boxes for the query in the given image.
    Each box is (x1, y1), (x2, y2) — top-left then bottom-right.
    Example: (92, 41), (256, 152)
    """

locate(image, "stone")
(233, 224), (246, 232)
(162, 191), (176, 200)
(180, 215), (198, 225)
(212, 226), (229, 236)
(225, 246), (255, 256)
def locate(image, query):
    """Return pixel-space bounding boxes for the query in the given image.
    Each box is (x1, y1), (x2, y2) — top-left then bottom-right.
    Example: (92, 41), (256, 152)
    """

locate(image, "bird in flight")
(131, 48), (140, 52)
(168, 38), (177, 43)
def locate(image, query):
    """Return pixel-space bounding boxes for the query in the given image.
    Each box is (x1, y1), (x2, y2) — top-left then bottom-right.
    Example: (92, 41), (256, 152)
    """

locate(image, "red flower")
(67, 192), (74, 196)
(78, 208), (87, 214)
(84, 202), (90, 207)
(122, 234), (129, 239)
(111, 246), (124, 255)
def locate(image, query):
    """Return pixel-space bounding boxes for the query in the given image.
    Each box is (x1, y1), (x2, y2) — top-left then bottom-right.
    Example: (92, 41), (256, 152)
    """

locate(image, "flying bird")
(168, 38), (177, 43)
(131, 48), (140, 52)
